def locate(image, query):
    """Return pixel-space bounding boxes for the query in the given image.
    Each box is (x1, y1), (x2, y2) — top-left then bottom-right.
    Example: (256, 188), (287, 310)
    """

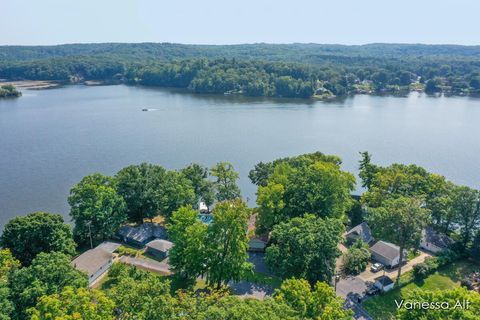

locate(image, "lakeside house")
(145, 239), (173, 259)
(374, 275), (395, 292)
(345, 222), (374, 245)
(420, 226), (454, 253)
(72, 241), (121, 286)
(117, 223), (167, 247)
(370, 240), (407, 268)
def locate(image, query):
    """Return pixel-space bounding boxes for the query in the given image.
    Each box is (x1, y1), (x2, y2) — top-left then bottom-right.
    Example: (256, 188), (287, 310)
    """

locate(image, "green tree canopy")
(68, 173), (127, 246)
(343, 240), (371, 275)
(450, 186), (480, 250)
(256, 158), (355, 233)
(249, 152), (342, 187)
(210, 162), (241, 201)
(181, 163), (216, 207)
(28, 286), (115, 320)
(115, 163), (195, 222)
(266, 214), (344, 286)
(167, 206), (208, 286)
(9, 252), (88, 319)
(274, 278), (352, 319)
(0, 249), (20, 320)
(0, 212), (76, 266)
(205, 199), (252, 288)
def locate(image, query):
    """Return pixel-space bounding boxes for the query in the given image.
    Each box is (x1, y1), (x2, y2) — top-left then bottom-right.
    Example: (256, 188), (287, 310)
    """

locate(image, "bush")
(343, 240), (370, 275)
(117, 246), (140, 257)
(413, 249), (460, 280)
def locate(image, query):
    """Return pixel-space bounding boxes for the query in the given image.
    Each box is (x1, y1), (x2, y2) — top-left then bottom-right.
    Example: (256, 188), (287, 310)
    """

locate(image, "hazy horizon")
(1, 0), (479, 46)
(2, 41), (480, 47)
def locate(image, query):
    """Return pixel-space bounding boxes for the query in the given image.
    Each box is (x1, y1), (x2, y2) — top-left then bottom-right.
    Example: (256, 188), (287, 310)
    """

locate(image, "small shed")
(420, 227), (454, 253)
(370, 241), (406, 268)
(145, 239), (173, 259)
(374, 275), (395, 292)
(345, 222), (373, 245)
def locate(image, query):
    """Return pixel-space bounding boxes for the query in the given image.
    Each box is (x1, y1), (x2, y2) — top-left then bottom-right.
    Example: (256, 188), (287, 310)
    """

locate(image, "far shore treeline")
(1, 43), (480, 98)
(0, 151), (479, 319)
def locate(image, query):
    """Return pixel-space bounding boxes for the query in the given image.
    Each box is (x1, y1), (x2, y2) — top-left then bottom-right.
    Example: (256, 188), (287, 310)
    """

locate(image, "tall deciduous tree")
(181, 163), (215, 207)
(0, 212), (76, 266)
(367, 197), (428, 282)
(206, 199), (252, 289)
(9, 252), (88, 319)
(68, 173), (127, 246)
(266, 214), (344, 286)
(358, 151), (377, 189)
(116, 163), (195, 222)
(167, 206), (208, 286)
(210, 162), (241, 201)
(450, 186), (480, 250)
(28, 287), (115, 320)
(0, 249), (20, 320)
(116, 163), (167, 222)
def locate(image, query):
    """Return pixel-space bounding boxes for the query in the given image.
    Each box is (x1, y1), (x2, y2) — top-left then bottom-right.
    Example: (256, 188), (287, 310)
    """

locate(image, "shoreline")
(0, 80), (63, 90)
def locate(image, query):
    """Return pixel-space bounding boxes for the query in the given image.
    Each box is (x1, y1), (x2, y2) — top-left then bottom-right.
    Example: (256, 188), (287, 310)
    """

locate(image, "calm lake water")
(1, 85), (479, 228)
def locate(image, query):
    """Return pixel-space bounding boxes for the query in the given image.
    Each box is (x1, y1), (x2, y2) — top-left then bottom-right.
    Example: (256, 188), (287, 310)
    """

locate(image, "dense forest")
(1, 43), (480, 98)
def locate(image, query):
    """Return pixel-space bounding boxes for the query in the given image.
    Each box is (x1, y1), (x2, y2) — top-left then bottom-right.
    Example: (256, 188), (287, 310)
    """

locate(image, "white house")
(420, 227), (454, 253)
(374, 275), (395, 292)
(370, 241), (407, 268)
(72, 242), (120, 286)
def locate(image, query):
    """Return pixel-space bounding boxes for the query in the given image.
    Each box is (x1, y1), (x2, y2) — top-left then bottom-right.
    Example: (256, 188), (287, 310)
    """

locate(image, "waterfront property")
(420, 226), (454, 253)
(72, 241), (121, 286)
(117, 223), (167, 246)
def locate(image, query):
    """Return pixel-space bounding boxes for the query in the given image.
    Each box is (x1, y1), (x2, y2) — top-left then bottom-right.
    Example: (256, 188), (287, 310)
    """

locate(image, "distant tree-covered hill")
(1, 43), (480, 98)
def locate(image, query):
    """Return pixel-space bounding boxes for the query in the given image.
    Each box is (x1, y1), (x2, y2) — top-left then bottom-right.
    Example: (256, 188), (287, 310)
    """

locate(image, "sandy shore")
(0, 80), (62, 90)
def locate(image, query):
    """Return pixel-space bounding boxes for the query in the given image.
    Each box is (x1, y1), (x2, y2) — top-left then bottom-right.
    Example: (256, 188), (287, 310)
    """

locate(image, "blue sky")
(1, 0), (479, 45)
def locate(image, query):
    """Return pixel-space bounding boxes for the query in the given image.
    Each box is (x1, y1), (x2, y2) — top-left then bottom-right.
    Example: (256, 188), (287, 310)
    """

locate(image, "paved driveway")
(336, 275), (368, 298)
(358, 250), (432, 282)
(229, 281), (274, 300)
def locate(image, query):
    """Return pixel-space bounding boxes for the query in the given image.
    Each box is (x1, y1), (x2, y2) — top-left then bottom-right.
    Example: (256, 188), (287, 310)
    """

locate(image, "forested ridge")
(1, 43), (480, 98)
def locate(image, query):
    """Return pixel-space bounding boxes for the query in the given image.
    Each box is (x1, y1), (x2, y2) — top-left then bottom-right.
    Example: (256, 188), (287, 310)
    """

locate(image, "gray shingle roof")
(370, 241), (400, 261)
(145, 239), (173, 252)
(375, 275), (394, 286)
(346, 222), (373, 244)
(423, 227), (454, 249)
(118, 223), (167, 244)
(72, 243), (117, 277)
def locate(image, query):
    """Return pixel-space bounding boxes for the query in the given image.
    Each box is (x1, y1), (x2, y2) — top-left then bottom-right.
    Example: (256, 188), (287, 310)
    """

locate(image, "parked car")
(366, 285), (380, 296)
(350, 292), (363, 303)
(371, 262), (384, 272)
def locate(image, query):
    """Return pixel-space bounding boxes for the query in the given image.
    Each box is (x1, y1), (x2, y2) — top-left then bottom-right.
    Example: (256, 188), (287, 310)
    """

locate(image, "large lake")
(1, 85), (479, 228)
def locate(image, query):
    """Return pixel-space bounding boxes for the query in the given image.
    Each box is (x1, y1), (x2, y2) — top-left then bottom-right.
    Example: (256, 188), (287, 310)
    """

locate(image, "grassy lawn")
(363, 260), (479, 320)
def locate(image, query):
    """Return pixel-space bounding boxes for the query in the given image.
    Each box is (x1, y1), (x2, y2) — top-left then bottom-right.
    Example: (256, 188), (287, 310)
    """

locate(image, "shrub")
(343, 240), (370, 275)
(117, 246), (140, 257)
(413, 249), (460, 280)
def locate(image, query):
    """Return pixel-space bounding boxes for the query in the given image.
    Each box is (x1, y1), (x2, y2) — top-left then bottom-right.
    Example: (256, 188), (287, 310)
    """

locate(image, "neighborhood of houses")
(72, 202), (269, 288)
(70, 200), (460, 313)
